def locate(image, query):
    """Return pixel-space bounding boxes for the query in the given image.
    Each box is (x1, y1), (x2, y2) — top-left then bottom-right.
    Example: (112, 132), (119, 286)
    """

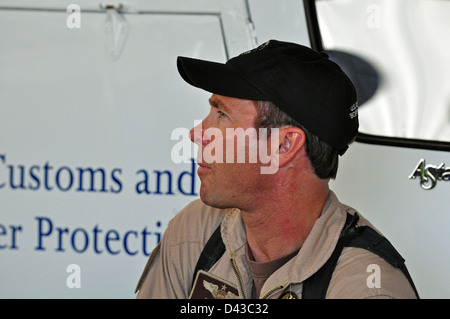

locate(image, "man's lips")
(197, 162), (212, 172)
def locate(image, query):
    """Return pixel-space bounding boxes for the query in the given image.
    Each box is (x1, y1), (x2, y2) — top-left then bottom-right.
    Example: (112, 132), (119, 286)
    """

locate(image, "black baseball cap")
(177, 40), (358, 155)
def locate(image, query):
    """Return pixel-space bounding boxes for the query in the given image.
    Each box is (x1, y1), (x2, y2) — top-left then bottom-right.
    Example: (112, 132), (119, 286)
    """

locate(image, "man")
(136, 40), (418, 299)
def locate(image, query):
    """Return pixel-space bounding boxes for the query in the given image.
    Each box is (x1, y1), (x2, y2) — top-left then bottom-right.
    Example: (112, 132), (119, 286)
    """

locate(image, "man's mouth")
(197, 162), (212, 173)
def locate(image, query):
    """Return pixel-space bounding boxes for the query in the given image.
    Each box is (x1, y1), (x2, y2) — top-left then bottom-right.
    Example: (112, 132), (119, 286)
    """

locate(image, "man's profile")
(135, 40), (418, 299)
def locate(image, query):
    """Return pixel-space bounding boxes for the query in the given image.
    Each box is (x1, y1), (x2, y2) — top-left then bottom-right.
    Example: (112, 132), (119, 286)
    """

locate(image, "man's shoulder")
(328, 246), (417, 299)
(164, 199), (228, 246)
(325, 197), (417, 298)
(325, 206), (417, 299)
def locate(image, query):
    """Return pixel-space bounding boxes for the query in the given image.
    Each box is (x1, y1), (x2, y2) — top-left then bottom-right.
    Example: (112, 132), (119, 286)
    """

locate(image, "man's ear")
(278, 127), (306, 168)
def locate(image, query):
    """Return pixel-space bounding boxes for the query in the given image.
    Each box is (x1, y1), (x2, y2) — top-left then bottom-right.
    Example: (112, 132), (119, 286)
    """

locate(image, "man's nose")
(190, 123), (207, 147)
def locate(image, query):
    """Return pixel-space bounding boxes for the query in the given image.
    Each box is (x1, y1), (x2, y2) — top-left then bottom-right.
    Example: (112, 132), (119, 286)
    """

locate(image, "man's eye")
(217, 110), (226, 118)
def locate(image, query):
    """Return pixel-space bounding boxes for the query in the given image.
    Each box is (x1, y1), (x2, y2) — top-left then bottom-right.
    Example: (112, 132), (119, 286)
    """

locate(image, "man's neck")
(241, 176), (330, 263)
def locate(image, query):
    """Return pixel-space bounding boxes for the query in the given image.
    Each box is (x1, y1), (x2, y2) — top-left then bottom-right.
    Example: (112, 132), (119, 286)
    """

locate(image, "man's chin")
(199, 192), (233, 210)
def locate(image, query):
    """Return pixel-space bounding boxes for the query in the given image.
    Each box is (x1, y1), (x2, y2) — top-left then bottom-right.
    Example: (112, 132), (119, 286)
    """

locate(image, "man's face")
(189, 94), (272, 209)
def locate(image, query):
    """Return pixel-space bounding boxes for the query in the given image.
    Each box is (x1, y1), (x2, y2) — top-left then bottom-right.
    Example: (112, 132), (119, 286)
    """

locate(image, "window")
(305, 0), (450, 151)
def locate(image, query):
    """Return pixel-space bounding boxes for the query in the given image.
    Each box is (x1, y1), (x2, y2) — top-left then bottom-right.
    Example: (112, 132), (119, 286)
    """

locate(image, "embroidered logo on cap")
(240, 40), (271, 56)
(349, 102), (358, 119)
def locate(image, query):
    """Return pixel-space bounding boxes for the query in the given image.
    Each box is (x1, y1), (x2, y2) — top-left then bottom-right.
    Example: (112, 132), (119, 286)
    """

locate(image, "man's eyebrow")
(208, 97), (219, 108)
(208, 97), (228, 112)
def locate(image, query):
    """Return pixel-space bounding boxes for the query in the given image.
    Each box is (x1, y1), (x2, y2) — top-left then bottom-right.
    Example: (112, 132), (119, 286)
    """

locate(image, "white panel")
(248, 0), (310, 46)
(0, 8), (226, 298)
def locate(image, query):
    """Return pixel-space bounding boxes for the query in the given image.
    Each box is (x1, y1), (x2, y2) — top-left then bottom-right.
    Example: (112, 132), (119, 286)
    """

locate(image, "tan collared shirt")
(136, 191), (418, 299)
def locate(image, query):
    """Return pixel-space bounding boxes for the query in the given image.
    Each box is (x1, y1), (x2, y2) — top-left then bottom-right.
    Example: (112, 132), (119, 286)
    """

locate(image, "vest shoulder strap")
(191, 213), (419, 299)
(191, 224), (225, 290)
(302, 213), (420, 299)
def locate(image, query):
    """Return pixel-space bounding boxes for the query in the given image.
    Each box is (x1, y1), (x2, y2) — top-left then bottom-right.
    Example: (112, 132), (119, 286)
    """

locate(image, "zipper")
(230, 253), (247, 299)
(260, 285), (283, 299)
(260, 281), (288, 299)
(229, 252), (290, 299)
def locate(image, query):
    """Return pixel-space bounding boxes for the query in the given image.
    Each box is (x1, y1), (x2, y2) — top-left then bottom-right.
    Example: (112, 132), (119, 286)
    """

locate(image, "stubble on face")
(194, 95), (270, 210)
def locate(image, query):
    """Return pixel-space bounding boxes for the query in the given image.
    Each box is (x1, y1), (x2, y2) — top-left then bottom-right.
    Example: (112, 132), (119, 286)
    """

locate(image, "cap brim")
(177, 56), (267, 100)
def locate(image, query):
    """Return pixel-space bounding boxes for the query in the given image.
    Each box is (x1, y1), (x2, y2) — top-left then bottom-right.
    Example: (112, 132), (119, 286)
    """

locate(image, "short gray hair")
(254, 100), (339, 179)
